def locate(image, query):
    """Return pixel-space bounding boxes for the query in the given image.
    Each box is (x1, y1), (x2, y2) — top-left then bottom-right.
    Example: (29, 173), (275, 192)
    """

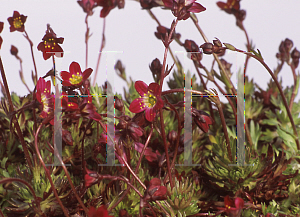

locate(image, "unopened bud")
(83, 79), (90, 90)
(284, 38), (293, 53)
(220, 59), (232, 71)
(118, 0), (125, 9)
(291, 48), (300, 68)
(10, 45), (18, 56)
(200, 42), (214, 54)
(213, 38), (222, 47)
(167, 130), (178, 144)
(114, 96), (124, 111)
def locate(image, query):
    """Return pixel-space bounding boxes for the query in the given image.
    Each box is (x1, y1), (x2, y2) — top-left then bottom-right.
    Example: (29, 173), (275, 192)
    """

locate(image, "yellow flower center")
(41, 94), (50, 114)
(143, 91), (157, 108)
(13, 17), (23, 29)
(44, 38), (56, 50)
(69, 72), (83, 85)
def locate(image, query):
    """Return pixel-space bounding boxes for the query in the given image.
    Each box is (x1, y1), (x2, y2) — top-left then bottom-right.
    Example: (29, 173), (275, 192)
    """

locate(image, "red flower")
(7, 11), (27, 32)
(84, 167), (99, 188)
(0, 22), (3, 49)
(217, 196), (244, 217)
(60, 62), (92, 87)
(88, 205), (114, 217)
(129, 81), (164, 122)
(191, 108), (213, 133)
(134, 142), (161, 162)
(144, 178), (167, 201)
(37, 25), (64, 60)
(61, 92), (79, 111)
(96, 0), (125, 18)
(77, 0), (98, 15)
(36, 77), (54, 120)
(162, 0), (206, 20)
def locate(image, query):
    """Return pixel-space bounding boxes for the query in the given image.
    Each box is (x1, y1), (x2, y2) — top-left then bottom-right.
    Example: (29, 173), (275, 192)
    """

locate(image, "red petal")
(13, 11), (20, 17)
(224, 195), (235, 207)
(235, 197), (244, 209)
(135, 80), (148, 96)
(216, 2), (227, 9)
(148, 82), (161, 96)
(56, 37), (64, 44)
(62, 81), (72, 86)
(155, 98), (164, 110)
(69, 62), (82, 75)
(60, 71), (71, 80)
(82, 68), (93, 80)
(7, 17), (13, 26)
(149, 178), (161, 188)
(37, 42), (44, 51)
(0, 22), (3, 33)
(129, 98), (145, 113)
(0, 37), (2, 49)
(100, 6), (112, 18)
(162, 0), (173, 8)
(202, 114), (213, 125)
(9, 25), (16, 32)
(43, 51), (52, 60)
(189, 2), (206, 13)
(145, 107), (155, 122)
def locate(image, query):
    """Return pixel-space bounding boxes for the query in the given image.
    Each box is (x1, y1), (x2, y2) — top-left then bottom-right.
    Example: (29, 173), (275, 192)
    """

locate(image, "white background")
(0, 0), (300, 103)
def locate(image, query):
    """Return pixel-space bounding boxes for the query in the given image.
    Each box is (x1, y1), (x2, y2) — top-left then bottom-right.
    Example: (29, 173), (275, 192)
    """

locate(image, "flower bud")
(10, 45), (18, 56)
(200, 42), (214, 54)
(220, 59), (232, 71)
(116, 119), (127, 130)
(149, 58), (162, 76)
(118, 0), (125, 9)
(167, 130), (178, 144)
(115, 60), (126, 80)
(114, 96), (124, 111)
(213, 38), (222, 47)
(83, 79), (90, 90)
(149, 58), (162, 83)
(140, 0), (160, 9)
(291, 48), (300, 68)
(119, 209), (130, 217)
(235, 9), (246, 22)
(184, 40), (202, 63)
(84, 167), (99, 187)
(284, 38), (293, 53)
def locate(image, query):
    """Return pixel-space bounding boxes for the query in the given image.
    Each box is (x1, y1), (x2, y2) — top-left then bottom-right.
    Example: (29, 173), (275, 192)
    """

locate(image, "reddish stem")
(24, 30), (38, 84)
(93, 18), (106, 87)
(85, 14), (89, 70)
(159, 19), (179, 190)
(289, 64), (297, 111)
